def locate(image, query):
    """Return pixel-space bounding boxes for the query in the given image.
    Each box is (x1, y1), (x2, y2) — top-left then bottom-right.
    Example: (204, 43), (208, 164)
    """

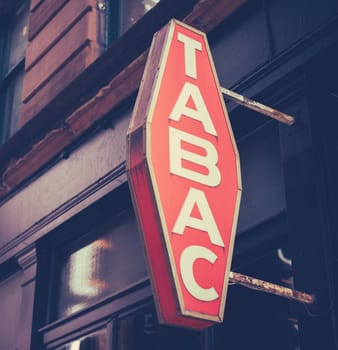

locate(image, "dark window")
(55, 329), (107, 350)
(0, 0), (29, 143)
(116, 304), (202, 350)
(119, 0), (160, 34)
(51, 211), (148, 321)
(106, 0), (160, 44)
(50, 303), (203, 350)
(35, 202), (151, 349)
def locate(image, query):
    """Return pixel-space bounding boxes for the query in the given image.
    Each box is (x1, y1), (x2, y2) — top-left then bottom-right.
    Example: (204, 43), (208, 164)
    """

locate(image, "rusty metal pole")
(220, 88), (310, 303)
(220, 87), (295, 125)
(229, 271), (315, 304)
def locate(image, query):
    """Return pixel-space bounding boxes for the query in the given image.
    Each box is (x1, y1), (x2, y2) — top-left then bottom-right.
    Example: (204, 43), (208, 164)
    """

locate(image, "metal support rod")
(229, 271), (315, 304)
(220, 87), (295, 125)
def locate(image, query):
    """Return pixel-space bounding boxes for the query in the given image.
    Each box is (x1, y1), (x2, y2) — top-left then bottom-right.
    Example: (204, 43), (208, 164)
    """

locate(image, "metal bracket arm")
(229, 271), (315, 304)
(221, 87), (295, 125)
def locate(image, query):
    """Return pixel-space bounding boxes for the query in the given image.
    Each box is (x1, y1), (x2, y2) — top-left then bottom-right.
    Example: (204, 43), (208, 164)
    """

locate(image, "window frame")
(0, 0), (29, 144)
(41, 286), (152, 349)
(105, 0), (161, 47)
(32, 188), (152, 350)
(105, 0), (120, 46)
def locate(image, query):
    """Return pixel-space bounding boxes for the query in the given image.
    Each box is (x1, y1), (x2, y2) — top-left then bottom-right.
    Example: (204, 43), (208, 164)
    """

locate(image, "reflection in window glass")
(119, 0), (160, 34)
(118, 305), (202, 350)
(54, 210), (148, 319)
(55, 329), (107, 350)
(6, 2), (29, 73)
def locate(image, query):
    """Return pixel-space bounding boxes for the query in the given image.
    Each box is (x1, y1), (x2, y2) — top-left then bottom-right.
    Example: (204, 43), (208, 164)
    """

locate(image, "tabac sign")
(127, 19), (242, 329)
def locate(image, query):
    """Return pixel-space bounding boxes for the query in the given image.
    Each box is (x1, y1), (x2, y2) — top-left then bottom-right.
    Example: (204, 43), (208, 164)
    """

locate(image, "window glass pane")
(2, 67), (25, 140)
(1, 0), (29, 143)
(54, 210), (148, 319)
(55, 329), (107, 350)
(118, 305), (202, 350)
(6, 1), (29, 73)
(119, 0), (160, 34)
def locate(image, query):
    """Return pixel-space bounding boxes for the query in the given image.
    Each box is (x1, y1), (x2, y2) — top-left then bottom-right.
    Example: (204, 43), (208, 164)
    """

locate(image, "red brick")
(26, 0), (93, 70)
(30, 0), (44, 12)
(23, 13), (93, 103)
(28, 0), (69, 40)
(20, 44), (101, 125)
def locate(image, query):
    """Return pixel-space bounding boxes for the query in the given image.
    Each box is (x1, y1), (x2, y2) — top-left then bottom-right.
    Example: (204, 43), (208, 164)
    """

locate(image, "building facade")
(0, 0), (338, 349)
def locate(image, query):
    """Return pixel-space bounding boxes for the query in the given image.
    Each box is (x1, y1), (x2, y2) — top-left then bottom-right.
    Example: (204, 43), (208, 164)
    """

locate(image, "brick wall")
(20, 0), (104, 125)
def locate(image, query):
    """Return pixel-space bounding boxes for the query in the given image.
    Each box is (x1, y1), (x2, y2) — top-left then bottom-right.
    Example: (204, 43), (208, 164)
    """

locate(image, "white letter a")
(172, 188), (224, 247)
(169, 82), (217, 136)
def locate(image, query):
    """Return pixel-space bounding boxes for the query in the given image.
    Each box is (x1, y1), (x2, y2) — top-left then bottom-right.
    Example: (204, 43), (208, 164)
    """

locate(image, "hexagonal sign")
(127, 19), (241, 329)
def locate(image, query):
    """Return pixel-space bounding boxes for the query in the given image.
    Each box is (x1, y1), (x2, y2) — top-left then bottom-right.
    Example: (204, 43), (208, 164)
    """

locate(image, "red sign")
(127, 20), (241, 329)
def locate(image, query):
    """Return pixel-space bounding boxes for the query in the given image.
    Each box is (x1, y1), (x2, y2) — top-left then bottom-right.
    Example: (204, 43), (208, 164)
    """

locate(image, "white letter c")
(180, 245), (219, 301)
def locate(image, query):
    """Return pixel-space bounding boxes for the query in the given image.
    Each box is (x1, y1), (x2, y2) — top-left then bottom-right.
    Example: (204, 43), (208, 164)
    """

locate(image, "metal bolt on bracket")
(97, 2), (106, 11)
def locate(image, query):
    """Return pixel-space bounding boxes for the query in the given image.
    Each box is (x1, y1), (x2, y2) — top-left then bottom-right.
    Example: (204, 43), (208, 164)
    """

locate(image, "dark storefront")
(0, 0), (338, 349)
